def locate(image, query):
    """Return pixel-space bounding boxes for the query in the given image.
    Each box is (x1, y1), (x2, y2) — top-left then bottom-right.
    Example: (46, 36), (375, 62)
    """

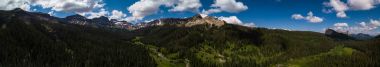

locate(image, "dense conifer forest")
(0, 9), (379, 67)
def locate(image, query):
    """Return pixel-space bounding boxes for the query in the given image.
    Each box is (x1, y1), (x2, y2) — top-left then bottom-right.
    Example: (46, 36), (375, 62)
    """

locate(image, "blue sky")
(2, 0), (380, 35)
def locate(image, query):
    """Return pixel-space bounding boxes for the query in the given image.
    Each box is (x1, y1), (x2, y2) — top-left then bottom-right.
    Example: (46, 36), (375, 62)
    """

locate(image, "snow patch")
(200, 14), (208, 18)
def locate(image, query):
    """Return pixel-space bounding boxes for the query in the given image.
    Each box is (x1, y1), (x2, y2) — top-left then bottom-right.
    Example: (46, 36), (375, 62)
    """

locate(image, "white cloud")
(291, 12), (324, 23)
(126, 0), (203, 21)
(0, 0), (105, 14)
(332, 22), (349, 32)
(30, 0), (105, 13)
(336, 11), (347, 18)
(0, 0), (30, 11)
(109, 10), (127, 20)
(369, 19), (380, 28)
(331, 19), (380, 35)
(334, 23), (349, 27)
(202, 9), (222, 15)
(359, 22), (367, 27)
(307, 17), (324, 23)
(123, 17), (140, 22)
(127, 0), (175, 21)
(218, 16), (243, 24)
(202, 0), (248, 14)
(291, 14), (304, 20)
(126, 0), (248, 21)
(83, 8), (109, 19)
(324, 0), (380, 18)
(169, 0), (202, 12)
(211, 0), (248, 13)
(324, 0), (349, 18)
(242, 23), (256, 27)
(218, 16), (255, 27)
(305, 12), (324, 23)
(348, 0), (376, 10)
(325, 0), (349, 12)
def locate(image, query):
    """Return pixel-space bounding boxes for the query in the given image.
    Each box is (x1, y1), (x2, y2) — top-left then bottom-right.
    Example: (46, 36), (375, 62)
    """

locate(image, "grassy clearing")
(279, 45), (355, 67)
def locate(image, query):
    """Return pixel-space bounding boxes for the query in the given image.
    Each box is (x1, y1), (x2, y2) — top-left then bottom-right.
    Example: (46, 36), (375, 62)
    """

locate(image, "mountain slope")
(0, 9), (155, 67)
(0, 9), (379, 67)
(132, 24), (379, 67)
(325, 29), (356, 40)
(350, 33), (373, 40)
(375, 35), (380, 39)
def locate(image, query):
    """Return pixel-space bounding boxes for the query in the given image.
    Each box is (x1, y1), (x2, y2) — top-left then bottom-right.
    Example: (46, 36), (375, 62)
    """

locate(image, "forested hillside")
(132, 24), (380, 67)
(0, 9), (379, 67)
(0, 9), (155, 67)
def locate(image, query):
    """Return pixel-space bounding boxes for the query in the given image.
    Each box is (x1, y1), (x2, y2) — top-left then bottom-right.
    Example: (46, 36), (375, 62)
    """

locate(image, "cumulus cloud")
(202, 9), (222, 15)
(324, 0), (349, 18)
(126, 0), (248, 22)
(0, 0), (31, 11)
(305, 12), (324, 23)
(202, 0), (248, 14)
(359, 22), (367, 27)
(291, 14), (304, 20)
(334, 22), (349, 27)
(127, 0), (175, 21)
(336, 11), (348, 18)
(82, 9), (128, 20)
(126, 0), (204, 21)
(242, 23), (256, 27)
(109, 10), (127, 20)
(371, 20), (380, 25)
(0, 0), (105, 14)
(218, 16), (255, 27)
(169, 0), (202, 12)
(325, 0), (349, 12)
(348, 0), (376, 10)
(291, 12), (324, 23)
(219, 16), (243, 24)
(331, 19), (380, 35)
(324, 0), (380, 18)
(211, 0), (248, 13)
(30, 0), (104, 13)
(83, 8), (109, 19)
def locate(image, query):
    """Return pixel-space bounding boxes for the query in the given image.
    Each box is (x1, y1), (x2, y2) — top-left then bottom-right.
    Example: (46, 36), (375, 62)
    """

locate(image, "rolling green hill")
(132, 24), (380, 67)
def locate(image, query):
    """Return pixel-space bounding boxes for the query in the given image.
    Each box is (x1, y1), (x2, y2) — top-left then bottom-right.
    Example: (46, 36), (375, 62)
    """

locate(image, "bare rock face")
(325, 29), (356, 40)
(325, 29), (336, 35)
(185, 14), (225, 27)
(65, 14), (90, 25)
(142, 14), (226, 27)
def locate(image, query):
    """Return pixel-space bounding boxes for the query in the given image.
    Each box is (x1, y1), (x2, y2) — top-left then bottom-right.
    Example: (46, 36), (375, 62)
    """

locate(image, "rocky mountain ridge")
(2, 8), (228, 31)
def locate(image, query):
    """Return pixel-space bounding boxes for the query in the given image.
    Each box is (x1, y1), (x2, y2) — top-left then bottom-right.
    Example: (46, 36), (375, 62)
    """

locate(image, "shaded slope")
(325, 29), (356, 41)
(0, 9), (155, 67)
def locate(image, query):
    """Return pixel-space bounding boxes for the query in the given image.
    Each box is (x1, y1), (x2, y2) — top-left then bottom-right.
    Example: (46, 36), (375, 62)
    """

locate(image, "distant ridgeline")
(375, 35), (380, 39)
(324, 29), (356, 40)
(0, 8), (380, 67)
(325, 29), (375, 40)
(64, 11), (226, 30)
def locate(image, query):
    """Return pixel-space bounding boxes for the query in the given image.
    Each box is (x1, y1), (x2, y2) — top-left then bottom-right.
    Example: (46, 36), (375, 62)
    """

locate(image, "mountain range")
(0, 8), (380, 67)
(62, 11), (226, 31)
